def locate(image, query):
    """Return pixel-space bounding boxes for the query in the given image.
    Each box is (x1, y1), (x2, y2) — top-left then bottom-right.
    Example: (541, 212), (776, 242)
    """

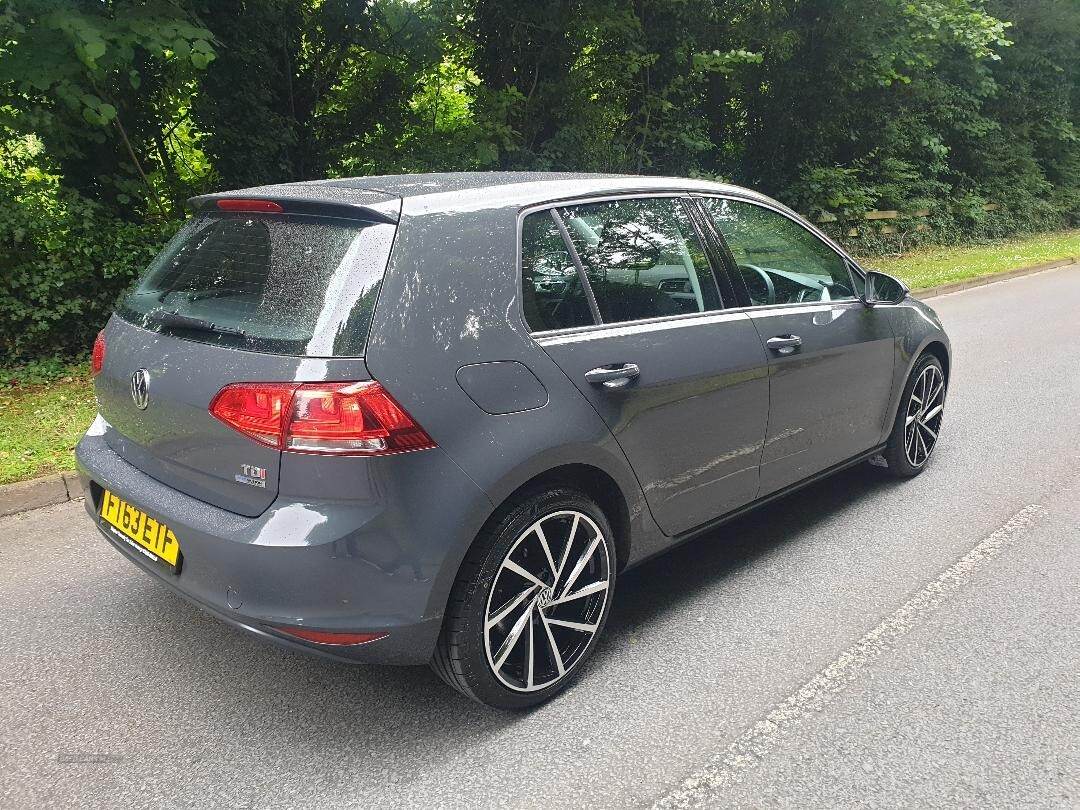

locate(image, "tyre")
(432, 487), (616, 710)
(882, 353), (946, 477)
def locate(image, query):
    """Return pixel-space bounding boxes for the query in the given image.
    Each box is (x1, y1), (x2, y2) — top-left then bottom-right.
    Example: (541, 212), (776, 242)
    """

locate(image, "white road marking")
(653, 502), (1049, 809)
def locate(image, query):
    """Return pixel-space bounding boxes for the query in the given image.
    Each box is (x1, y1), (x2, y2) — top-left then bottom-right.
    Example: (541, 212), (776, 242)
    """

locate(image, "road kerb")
(0, 473), (78, 518)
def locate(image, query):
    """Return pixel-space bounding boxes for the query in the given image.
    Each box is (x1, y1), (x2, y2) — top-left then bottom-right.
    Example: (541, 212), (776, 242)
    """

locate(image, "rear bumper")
(76, 420), (493, 665)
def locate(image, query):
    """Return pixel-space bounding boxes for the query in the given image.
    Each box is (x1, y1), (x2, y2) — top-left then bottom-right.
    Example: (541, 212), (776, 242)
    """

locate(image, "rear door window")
(118, 213), (396, 356)
(558, 197), (722, 324)
(520, 211), (597, 332)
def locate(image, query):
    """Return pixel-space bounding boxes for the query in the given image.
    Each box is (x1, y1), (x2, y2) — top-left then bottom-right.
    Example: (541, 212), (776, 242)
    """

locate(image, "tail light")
(207, 383), (296, 448)
(91, 330), (106, 376)
(209, 381), (436, 456)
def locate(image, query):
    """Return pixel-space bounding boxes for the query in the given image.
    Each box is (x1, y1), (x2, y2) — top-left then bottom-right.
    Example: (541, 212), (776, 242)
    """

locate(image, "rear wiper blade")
(153, 310), (247, 338)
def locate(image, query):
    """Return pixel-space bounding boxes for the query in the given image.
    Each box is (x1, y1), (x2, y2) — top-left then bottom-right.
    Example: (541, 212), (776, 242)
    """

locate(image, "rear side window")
(117, 214), (395, 356)
(520, 211), (596, 332)
(559, 198), (721, 324)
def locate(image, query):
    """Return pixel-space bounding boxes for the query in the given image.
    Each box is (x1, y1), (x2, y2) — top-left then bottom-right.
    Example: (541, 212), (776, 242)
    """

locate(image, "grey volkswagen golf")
(77, 172), (950, 709)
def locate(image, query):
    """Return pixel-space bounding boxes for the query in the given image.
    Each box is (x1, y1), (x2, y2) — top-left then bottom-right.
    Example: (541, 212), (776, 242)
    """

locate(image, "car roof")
(193, 172), (777, 221)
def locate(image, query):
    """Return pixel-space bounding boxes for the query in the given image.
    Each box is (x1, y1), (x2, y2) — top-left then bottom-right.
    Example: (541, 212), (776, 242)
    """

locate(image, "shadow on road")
(603, 464), (905, 643)
(112, 462), (903, 775)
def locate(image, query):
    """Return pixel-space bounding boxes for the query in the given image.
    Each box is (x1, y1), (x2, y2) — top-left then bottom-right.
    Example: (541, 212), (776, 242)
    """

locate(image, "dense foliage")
(1, 0), (1078, 358)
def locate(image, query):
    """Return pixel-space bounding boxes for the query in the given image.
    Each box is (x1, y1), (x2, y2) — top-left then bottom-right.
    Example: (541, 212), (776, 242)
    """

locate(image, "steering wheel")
(797, 284), (831, 303)
(740, 265), (775, 306)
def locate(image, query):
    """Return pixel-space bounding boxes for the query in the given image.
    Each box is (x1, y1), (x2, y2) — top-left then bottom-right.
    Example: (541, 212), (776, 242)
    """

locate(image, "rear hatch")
(95, 196), (399, 516)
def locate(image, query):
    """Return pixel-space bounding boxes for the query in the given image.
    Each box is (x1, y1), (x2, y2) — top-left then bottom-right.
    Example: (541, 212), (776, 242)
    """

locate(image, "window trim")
(681, 196), (739, 307)
(516, 191), (733, 337)
(550, 208), (603, 325)
(691, 193), (867, 313)
(533, 307), (759, 347)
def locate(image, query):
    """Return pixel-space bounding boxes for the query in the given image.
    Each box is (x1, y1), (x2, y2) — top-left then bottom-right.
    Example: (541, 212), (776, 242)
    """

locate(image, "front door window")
(701, 198), (856, 306)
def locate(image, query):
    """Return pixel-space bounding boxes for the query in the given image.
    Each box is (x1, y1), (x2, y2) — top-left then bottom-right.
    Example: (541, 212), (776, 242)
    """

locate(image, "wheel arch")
(920, 339), (951, 383)
(422, 440), (654, 629)
(491, 463), (632, 574)
(878, 328), (952, 447)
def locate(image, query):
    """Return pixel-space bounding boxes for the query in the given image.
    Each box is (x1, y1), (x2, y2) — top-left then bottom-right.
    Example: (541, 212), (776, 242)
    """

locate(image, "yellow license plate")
(99, 489), (181, 571)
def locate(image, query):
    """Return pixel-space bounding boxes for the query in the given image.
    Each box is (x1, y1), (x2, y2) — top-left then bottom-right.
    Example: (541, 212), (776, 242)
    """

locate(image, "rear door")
(523, 196), (770, 537)
(697, 196), (895, 496)
(96, 205), (397, 517)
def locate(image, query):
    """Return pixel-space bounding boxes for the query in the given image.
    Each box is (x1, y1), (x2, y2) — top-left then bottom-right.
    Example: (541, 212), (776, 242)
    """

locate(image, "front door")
(521, 196), (770, 536)
(698, 196), (896, 496)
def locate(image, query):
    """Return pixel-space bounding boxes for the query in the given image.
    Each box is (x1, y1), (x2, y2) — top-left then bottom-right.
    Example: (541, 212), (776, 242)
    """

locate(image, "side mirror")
(863, 270), (908, 306)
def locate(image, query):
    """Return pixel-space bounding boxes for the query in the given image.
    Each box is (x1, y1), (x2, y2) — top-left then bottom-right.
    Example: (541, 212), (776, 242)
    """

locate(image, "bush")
(820, 193), (1072, 258)
(0, 170), (179, 360)
(0, 356), (85, 388)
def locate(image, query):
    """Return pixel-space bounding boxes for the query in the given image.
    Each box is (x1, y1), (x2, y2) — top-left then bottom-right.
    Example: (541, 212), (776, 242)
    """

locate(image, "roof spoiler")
(187, 194), (399, 224)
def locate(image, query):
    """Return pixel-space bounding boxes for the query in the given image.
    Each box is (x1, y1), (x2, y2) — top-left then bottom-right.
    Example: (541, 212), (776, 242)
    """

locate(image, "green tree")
(0, 0), (215, 217)
(984, 0), (1080, 225)
(696, 0), (1011, 208)
(2, 0), (1079, 361)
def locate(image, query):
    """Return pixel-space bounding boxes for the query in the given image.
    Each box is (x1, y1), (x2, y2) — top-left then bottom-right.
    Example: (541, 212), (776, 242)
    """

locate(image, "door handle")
(585, 364), (640, 388)
(766, 334), (802, 355)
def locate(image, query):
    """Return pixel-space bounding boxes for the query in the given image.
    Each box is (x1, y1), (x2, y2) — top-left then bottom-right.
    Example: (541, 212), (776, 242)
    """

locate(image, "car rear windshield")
(116, 213), (396, 356)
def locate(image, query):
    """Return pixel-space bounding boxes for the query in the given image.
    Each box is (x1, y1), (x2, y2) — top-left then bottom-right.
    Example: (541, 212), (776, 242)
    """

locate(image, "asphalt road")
(2, 265), (1079, 809)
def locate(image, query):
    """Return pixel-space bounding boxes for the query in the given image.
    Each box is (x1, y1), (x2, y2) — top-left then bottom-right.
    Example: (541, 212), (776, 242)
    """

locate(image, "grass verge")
(0, 228), (1077, 487)
(0, 361), (96, 486)
(861, 228), (1080, 290)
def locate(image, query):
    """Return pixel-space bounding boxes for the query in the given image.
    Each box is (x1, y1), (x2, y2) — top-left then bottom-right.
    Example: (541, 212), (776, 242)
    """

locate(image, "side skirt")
(625, 444), (887, 573)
